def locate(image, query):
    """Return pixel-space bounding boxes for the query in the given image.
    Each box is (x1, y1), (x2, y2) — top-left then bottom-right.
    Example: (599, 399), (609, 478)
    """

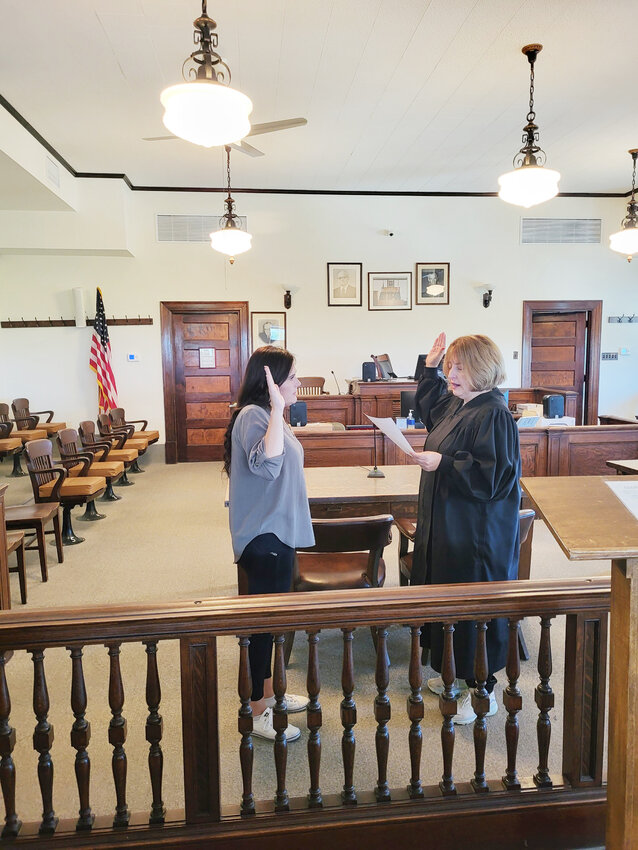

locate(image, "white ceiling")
(1, 0), (637, 194)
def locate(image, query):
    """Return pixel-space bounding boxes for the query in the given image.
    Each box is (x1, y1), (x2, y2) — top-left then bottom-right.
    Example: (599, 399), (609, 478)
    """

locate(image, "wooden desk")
(305, 464), (420, 519)
(520, 475), (638, 849)
(606, 458), (638, 475)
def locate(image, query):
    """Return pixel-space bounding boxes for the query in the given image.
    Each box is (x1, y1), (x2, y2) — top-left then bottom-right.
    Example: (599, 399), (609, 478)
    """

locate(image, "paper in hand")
(365, 415), (418, 458)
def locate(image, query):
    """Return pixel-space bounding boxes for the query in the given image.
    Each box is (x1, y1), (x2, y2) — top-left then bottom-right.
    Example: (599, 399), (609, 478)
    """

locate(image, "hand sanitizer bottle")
(407, 409), (415, 429)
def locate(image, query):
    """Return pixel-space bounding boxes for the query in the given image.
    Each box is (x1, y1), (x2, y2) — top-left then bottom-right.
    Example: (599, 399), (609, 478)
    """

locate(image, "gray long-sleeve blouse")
(228, 404), (315, 562)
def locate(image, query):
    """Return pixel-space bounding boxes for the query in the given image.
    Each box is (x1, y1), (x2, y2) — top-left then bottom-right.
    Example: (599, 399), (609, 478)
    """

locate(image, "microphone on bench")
(331, 370), (342, 394)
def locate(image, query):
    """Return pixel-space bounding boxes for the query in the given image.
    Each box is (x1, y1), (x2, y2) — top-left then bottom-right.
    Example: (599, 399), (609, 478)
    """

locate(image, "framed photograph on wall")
(367, 272), (412, 311)
(251, 312), (287, 351)
(327, 263), (362, 306)
(415, 263), (450, 305)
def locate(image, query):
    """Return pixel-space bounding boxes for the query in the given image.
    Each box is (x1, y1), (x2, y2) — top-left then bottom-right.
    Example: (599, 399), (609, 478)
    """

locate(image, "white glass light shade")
(425, 283), (445, 296)
(498, 165), (561, 208)
(210, 226), (252, 256)
(609, 225), (638, 260)
(161, 81), (252, 147)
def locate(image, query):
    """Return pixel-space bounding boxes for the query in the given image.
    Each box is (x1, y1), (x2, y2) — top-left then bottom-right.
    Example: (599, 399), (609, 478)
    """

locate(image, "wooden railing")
(0, 577), (610, 849)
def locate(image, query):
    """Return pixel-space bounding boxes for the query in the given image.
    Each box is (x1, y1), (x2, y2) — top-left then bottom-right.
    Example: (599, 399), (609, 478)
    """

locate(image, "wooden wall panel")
(186, 376), (231, 394)
(183, 323), (229, 340)
(534, 320), (577, 338)
(183, 348), (231, 369)
(531, 371), (574, 387)
(533, 346), (576, 362)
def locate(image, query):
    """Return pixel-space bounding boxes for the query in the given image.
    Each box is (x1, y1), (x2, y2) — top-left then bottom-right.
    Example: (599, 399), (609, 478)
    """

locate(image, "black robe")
(412, 367), (521, 680)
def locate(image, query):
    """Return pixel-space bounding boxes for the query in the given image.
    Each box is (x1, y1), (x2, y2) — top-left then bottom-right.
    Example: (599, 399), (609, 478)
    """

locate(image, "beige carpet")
(0, 450), (609, 826)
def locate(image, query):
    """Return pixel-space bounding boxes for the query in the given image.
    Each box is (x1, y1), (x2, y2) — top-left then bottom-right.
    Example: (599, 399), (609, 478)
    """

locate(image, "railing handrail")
(0, 577), (610, 649)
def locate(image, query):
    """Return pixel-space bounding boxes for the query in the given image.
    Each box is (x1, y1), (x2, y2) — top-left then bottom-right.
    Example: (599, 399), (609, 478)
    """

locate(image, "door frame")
(521, 300), (602, 426)
(160, 301), (250, 463)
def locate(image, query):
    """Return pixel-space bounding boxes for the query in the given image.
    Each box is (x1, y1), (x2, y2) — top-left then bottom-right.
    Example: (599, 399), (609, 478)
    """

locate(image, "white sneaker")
(252, 707), (301, 742)
(264, 693), (309, 713)
(452, 690), (498, 725)
(427, 675), (465, 696)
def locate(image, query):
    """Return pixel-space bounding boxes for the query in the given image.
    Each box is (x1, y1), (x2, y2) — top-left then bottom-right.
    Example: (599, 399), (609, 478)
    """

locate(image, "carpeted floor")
(0, 448), (609, 828)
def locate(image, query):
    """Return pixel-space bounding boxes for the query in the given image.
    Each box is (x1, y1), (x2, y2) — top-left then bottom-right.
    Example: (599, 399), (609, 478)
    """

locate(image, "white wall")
(1, 182), (637, 436)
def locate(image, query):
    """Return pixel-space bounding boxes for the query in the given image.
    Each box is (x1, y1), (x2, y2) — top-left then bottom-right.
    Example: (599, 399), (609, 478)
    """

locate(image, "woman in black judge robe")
(411, 332), (521, 724)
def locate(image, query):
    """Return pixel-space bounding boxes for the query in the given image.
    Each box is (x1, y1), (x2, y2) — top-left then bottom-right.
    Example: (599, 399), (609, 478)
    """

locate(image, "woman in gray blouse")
(224, 346), (315, 742)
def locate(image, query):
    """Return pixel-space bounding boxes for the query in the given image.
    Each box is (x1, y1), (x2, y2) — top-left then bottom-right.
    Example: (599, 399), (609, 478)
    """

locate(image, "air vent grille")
(521, 218), (601, 244)
(156, 214), (248, 243)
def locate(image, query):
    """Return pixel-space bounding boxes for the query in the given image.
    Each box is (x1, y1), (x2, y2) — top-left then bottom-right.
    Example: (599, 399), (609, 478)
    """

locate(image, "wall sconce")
(473, 283), (494, 308)
(281, 285), (299, 309)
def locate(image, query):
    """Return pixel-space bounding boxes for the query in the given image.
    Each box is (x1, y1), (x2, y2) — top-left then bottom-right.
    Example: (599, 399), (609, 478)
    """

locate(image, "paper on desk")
(605, 479), (638, 521)
(365, 415), (418, 458)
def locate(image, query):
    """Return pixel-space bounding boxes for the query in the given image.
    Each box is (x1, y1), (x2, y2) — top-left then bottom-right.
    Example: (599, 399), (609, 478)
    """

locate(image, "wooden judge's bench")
(299, 380), (581, 426)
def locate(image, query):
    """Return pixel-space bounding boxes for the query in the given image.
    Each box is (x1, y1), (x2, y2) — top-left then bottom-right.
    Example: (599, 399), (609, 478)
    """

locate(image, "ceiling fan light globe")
(161, 82), (252, 147)
(210, 227), (252, 256)
(609, 225), (638, 259)
(497, 165), (560, 208)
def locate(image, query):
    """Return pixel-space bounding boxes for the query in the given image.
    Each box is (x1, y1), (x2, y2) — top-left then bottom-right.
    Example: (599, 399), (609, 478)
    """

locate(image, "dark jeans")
(238, 533), (295, 702)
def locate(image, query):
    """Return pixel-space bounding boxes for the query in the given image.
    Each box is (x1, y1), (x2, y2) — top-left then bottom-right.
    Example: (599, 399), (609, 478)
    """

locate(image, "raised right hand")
(264, 365), (285, 414)
(425, 332), (446, 368)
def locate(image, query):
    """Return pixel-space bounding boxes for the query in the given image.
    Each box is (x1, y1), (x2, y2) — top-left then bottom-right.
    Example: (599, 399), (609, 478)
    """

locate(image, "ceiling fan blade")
(230, 140), (265, 157)
(142, 135), (177, 142)
(247, 118), (307, 138)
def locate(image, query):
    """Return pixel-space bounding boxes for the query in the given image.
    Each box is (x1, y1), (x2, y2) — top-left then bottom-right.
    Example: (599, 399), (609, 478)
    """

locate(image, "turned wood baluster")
(68, 646), (94, 830)
(0, 651), (21, 838)
(407, 625), (424, 799)
(30, 648), (58, 834)
(237, 635), (254, 816)
(340, 628), (357, 805)
(502, 618), (523, 790)
(439, 622), (457, 796)
(107, 643), (129, 827)
(144, 641), (165, 824)
(306, 631), (322, 808)
(534, 616), (555, 788)
(374, 626), (391, 802)
(272, 633), (289, 812)
(471, 621), (490, 793)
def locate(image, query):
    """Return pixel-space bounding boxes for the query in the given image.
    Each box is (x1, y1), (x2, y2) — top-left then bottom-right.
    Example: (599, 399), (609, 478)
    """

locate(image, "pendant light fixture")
(160, 2), (252, 148)
(609, 149), (638, 262)
(498, 44), (560, 208)
(210, 146), (252, 262)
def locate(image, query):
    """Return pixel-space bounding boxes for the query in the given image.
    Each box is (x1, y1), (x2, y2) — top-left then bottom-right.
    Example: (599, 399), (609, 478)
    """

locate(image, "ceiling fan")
(143, 117), (308, 157)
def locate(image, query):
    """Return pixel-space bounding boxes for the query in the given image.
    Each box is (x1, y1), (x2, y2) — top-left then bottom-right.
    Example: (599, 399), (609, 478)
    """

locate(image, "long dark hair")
(223, 346), (295, 475)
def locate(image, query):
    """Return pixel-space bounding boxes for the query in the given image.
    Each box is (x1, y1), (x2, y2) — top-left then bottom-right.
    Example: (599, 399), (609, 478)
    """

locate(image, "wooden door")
(522, 301), (602, 426)
(161, 302), (249, 462)
(529, 312), (586, 424)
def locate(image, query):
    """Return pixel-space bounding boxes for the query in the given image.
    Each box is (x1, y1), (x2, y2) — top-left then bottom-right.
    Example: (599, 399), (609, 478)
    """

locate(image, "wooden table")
(305, 464), (420, 518)
(606, 458), (638, 475)
(520, 475), (638, 849)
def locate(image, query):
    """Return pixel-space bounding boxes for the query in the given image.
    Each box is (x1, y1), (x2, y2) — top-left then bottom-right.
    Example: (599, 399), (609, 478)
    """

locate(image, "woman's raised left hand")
(413, 451), (442, 472)
(264, 365), (285, 415)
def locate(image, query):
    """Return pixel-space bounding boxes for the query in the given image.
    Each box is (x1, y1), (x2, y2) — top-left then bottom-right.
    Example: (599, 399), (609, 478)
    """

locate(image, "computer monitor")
(413, 354), (427, 382)
(400, 391), (417, 418)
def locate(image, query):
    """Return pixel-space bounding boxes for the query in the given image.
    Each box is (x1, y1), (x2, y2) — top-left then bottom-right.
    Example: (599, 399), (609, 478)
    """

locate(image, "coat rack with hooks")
(608, 314), (638, 323)
(0, 316), (153, 328)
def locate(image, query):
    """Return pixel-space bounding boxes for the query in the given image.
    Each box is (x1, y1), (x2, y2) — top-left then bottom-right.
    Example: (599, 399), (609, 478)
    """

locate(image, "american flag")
(89, 287), (118, 413)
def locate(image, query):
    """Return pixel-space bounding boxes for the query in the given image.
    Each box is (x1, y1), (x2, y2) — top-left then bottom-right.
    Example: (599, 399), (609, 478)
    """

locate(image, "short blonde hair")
(443, 335), (506, 391)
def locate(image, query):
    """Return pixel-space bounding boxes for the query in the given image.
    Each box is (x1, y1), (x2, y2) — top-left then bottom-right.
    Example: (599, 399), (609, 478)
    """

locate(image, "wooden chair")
(0, 421), (24, 478)
(5, 502), (63, 582)
(297, 377), (328, 396)
(97, 414), (148, 473)
(371, 354), (396, 380)
(395, 508), (536, 659)
(79, 420), (137, 486)
(57, 428), (124, 504)
(6, 531), (26, 605)
(11, 398), (66, 436)
(0, 403), (46, 476)
(283, 514), (394, 664)
(25, 439), (106, 546)
(109, 408), (160, 444)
